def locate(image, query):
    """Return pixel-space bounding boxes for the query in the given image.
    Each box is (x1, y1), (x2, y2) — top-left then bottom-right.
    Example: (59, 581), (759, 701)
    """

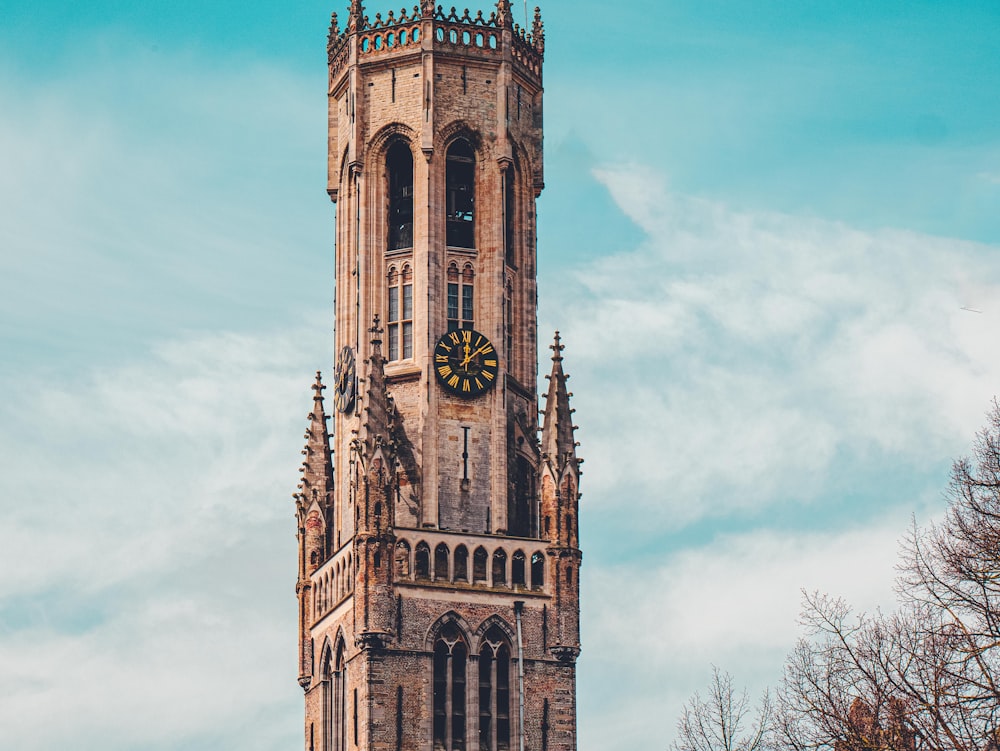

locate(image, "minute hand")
(467, 343), (493, 360)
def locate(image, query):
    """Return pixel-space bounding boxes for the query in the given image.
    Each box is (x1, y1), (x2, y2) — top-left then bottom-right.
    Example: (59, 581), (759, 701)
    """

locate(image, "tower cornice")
(328, 2), (543, 93)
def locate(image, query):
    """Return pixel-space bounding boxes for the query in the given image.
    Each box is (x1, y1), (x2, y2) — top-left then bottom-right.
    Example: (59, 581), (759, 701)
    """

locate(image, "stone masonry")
(292, 2), (582, 750)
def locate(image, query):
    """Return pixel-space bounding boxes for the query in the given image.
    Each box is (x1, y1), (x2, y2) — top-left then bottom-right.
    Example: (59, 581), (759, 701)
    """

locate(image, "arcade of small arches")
(313, 550), (355, 620)
(394, 536), (545, 590)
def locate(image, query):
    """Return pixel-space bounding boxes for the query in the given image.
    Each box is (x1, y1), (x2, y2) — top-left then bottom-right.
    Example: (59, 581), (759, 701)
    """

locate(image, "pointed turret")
(540, 332), (578, 471)
(299, 371), (336, 513)
(539, 332), (582, 663)
(532, 6), (545, 52)
(295, 372), (335, 689)
(356, 316), (396, 464)
(352, 318), (397, 649)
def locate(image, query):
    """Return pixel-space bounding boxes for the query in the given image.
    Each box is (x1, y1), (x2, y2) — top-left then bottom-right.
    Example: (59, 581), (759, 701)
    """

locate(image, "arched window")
(511, 551), (526, 587)
(433, 623), (468, 750)
(325, 641), (348, 751)
(504, 281), (513, 374)
(492, 549), (507, 587)
(504, 165), (516, 266)
(446, 139), (475, 248)
(387, 264), (413, 361)
(387, 141), (413, 250)
(454, 545), (469, 583)
(447, 263), (475, 332)
(530, 552), (544, 589)
(435, 543), (450, 581)
(415, 542), (430, 579)
(478, 625), (511, 751)
(507, 455), (534, 537)
(473, 546), (488, 583)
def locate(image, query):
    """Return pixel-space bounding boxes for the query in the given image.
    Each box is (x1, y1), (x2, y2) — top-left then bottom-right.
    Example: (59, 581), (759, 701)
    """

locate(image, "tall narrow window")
(511, 551), (526, 587)
(446, 139), (475, 248)
(504, 282), (513, 375)
(433, 624), (468, 751)
(415, 542), (430, 579)
(387, 265), (414, 360)
(447, 263), (475, 332)
(326, 641), (347, 751)
(492, 550), (507, 587)
(387, 141), (413, 250)
(454, 545), (469, 583)
(473, 547), (488, 583)
(504, 167), (516, 266)
(435, 543), (450, 581)
(478, 626), (512, 751)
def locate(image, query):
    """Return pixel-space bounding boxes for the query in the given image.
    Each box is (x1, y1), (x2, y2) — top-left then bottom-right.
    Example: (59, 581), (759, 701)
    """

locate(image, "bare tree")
(773, 402), (1000, 751)
(673, 667), (772, 751)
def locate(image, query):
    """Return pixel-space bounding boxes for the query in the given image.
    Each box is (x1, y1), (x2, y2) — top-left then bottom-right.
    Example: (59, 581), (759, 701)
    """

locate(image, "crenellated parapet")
(327, 1), (544, 87)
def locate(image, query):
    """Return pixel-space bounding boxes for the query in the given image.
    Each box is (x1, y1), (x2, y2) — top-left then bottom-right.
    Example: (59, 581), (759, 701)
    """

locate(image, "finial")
(349, 0), (366, 31)
(532, 6), (544, 51)
(495, 0), (512, 28)
(550, 330), (564, 361)
(312, 370), (326, 398)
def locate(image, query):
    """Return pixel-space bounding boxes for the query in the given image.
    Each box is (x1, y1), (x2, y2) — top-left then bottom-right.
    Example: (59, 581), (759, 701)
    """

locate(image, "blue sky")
(2, 1), (1000, 749)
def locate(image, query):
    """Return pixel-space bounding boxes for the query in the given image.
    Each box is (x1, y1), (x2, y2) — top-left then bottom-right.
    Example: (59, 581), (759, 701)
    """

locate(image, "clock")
(433, 329), (499, 398)
(334, 345), (356, 413)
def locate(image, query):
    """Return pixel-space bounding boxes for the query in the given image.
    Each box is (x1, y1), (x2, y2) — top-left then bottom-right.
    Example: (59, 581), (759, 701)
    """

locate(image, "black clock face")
(433, 329), (499, 398)
(334, 345), (356, 413)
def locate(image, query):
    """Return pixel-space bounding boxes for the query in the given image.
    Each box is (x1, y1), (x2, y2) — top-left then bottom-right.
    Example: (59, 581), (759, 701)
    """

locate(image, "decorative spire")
(540, 331), (578, 470)
(297, 371), (335, 508)
(532, 6), (544, 52)
(495, 0), (513, 28)
(349, 0), (365, 32)
(357, 316), (397, 462)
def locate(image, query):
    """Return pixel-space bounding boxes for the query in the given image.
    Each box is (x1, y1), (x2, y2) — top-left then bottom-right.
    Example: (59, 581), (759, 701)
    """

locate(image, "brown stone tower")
(292, 1), (582, 749)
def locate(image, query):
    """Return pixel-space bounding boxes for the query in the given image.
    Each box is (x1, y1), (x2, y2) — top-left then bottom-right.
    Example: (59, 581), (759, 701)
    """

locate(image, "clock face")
(433, 329), (499, 398)
(334, 345), (356, 413)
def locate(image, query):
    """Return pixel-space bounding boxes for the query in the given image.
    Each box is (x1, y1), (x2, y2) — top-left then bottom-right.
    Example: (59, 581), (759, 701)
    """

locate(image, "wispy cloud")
(0, 325), (323, 749)
(543, 166), (1000, 526)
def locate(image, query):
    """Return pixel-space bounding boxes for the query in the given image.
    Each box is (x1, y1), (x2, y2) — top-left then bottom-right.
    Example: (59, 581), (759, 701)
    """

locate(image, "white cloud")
(544, 166), (1000, 524)
(0, 324), (325, 749)
(578, 519), (906, 751)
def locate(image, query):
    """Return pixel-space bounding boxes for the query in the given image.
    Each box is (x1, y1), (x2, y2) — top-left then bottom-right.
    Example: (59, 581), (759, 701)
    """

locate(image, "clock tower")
(292, 1), (582, 749)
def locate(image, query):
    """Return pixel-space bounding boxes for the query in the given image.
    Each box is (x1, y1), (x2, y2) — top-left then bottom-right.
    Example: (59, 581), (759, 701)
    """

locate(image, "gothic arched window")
(473, 546), (488, 583)
(447, 262), (475, 332)
(415, 542), (430, 579)
(454, 545), (469, 583)
(503, 165), (516, 267)
(435, 543), (450, 582)
(492, 549), (507, 587)
(507, 454), (534, 537)
(530, 552), (544, 589)
(387, 140), (413, 250)
(478, 626), (511, 751)
(511, 551), (526, 587)
(446, 139), (475, 248)
(324, 640), (348, 751)
(433, 623), (468, 750)
(387, 264), (413, 361)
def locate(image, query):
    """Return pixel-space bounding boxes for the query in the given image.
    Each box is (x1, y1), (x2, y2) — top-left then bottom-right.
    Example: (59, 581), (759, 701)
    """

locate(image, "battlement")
(327, 1), (543, 84)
